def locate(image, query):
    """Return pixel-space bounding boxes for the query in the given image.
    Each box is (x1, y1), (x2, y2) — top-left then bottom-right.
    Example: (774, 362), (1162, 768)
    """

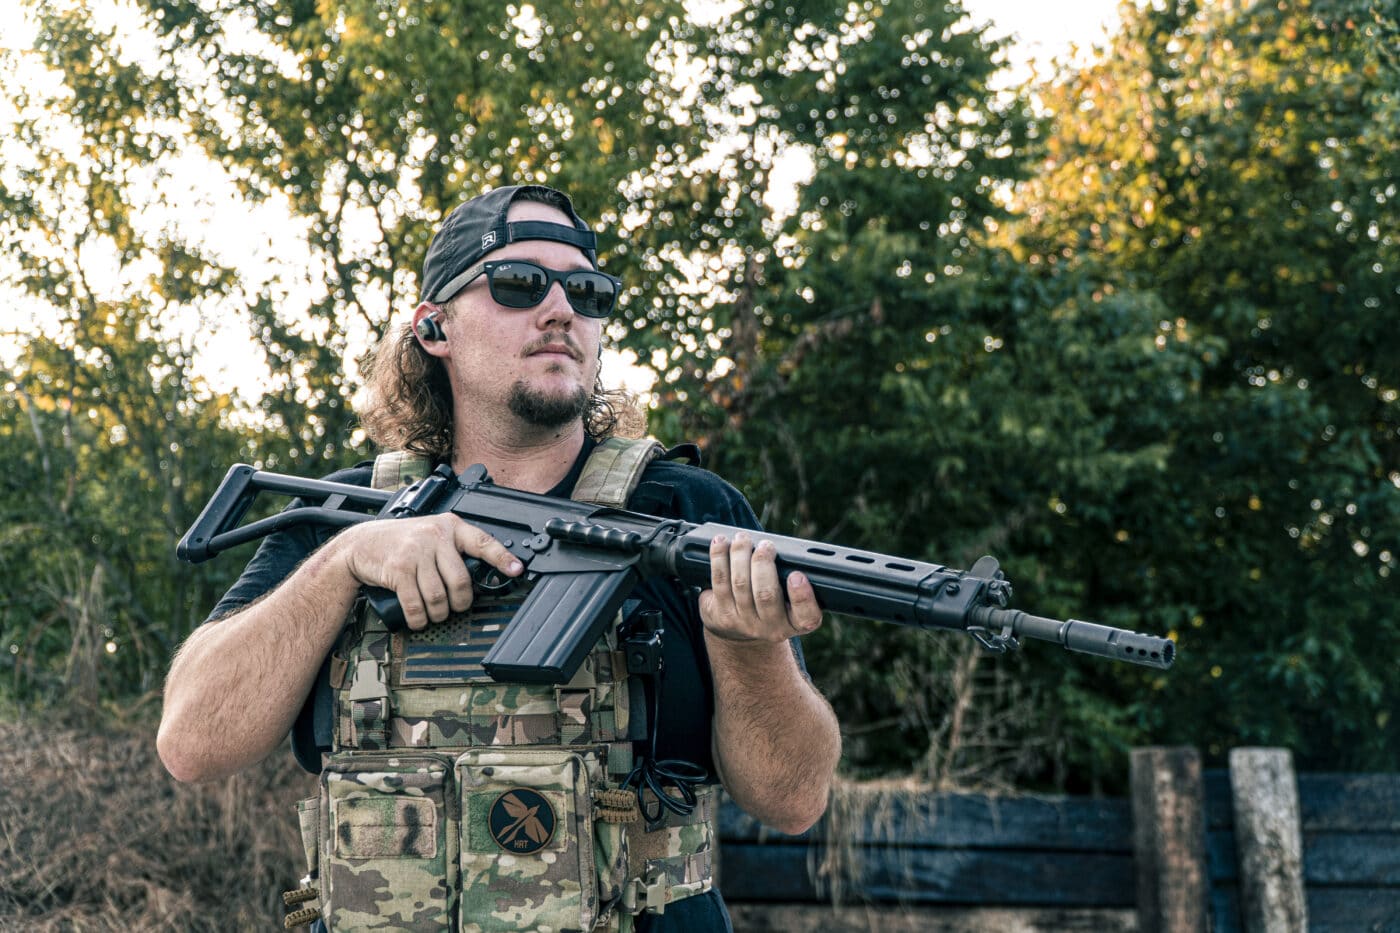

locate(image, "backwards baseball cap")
(418, 185), (598, 305)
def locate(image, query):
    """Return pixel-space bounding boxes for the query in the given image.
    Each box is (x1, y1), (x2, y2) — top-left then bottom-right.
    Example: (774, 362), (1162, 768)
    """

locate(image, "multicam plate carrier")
(283, 438), (717, 932)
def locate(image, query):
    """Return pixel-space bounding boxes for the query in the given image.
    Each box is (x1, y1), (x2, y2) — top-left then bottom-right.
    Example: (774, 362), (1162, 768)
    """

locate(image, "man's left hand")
(699, 532), (823, 641)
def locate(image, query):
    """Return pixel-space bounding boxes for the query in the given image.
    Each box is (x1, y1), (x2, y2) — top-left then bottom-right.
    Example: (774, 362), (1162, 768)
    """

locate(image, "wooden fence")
(715, 748), (1400, 932)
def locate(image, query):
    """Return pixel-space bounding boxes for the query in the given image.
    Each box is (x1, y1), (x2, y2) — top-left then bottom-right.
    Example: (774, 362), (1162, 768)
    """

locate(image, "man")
(158, 185), (841, 932)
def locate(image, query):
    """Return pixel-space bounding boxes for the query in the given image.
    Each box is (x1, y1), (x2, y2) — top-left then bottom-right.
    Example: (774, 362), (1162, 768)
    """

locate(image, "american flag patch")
(399, 588), (529, 683)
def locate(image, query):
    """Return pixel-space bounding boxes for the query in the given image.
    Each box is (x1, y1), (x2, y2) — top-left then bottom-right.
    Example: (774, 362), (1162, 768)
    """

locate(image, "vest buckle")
(347, 658), (387, 702)
(621, 867), (669, 916)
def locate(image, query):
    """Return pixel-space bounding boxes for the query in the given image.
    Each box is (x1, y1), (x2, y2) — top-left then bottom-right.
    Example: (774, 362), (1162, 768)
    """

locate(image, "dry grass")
(810, 777), (932, 907)
(0, 714), (314, 931)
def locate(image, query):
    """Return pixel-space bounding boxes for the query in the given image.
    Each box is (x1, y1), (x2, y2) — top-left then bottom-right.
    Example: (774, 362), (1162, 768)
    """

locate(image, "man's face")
(438, 200), (604, 430)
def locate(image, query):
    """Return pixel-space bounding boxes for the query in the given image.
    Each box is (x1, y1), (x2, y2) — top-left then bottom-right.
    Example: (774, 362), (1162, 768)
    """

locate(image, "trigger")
(465, 557), (516, 595)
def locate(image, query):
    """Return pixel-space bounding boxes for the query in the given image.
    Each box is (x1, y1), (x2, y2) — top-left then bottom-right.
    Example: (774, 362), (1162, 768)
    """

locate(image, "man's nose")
(534, 281), (575, 327)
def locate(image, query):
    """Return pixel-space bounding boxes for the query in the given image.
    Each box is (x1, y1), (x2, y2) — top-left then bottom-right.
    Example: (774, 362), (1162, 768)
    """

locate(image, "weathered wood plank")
(1204, 769), (1234, 830)
(1181, 879), (1400, 930)
(718, 767), (1400, 929)
(1297, 773), (1400, 831)
(719, 843), (1135, 906)
(723, 835), (1400, 905)
(1131, 747), (1210, 933)
(1302, 832), (1400, 884)
(718, 793), (1131, 850)
(1193, 883), (1400, 933)
(1229, 747), (1307, 932)
(1306, 888), (1400, 933)
(726, 903), (1138, 932)
(1110, 827), (1400, 886)
(1205, 770), (1400, 832)
(1207, 829), (1239, 882)
(1209, 885), (1242, 933)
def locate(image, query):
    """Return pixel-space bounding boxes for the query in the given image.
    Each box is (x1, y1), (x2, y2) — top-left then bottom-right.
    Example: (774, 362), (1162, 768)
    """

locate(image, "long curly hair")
(359, 324), (640, 461)
(359, 192), (642, 460)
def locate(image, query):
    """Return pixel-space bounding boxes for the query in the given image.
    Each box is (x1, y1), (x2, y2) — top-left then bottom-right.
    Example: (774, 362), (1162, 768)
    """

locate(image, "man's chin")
(508, 381), (590, 428)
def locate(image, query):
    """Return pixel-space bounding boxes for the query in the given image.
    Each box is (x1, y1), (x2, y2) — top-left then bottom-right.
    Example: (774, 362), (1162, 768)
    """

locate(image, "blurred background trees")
(1007, 0), (1399, 777)
(1, 0), (1395, 788)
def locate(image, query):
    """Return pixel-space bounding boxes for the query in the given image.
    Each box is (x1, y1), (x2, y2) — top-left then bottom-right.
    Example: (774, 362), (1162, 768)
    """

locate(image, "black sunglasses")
(434, 260), (621, 318)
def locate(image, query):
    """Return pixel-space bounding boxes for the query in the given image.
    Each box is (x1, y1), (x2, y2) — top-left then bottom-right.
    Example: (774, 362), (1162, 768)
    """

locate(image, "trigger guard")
(475, 569), (515, 594)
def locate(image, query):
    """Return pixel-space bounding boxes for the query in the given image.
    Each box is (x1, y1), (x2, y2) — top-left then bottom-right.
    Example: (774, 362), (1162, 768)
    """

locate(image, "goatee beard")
(508, 380), (589, 428)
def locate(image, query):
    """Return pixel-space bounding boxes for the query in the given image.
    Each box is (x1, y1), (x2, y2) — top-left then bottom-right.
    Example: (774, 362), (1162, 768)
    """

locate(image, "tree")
(112, 0), (716, 414)
(1008, 0), (1400, 771)
(21, 0), (1392, 785)
(14, 0), (1187, 787)
(5, 0), (727, 706)
(615, 0), (1093, 786)
(23, 0), (1081, 785)
(0, 6), (281, 706)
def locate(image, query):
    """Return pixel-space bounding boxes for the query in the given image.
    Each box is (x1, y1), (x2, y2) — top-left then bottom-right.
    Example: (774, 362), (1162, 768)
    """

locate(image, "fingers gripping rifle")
(179, 463), (1176, 685)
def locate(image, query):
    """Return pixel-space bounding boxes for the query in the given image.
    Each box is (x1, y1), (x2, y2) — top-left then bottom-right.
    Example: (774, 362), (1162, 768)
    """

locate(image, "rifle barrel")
(975, 607), (1175, 669)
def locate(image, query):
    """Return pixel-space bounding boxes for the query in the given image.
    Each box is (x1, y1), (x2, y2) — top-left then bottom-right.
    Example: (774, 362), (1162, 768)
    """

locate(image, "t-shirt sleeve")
(204, 524), (322, 622)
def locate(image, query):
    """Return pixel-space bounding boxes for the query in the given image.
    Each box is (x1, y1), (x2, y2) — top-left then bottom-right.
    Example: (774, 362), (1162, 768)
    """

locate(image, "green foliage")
(0, 2), (328, 706)
(1008, 0), (1400, 775)
(122, 0), (714, 363)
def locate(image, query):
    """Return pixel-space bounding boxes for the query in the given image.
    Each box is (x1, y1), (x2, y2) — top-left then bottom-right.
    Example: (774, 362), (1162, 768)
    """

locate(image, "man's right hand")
(332, 514), (525, 631)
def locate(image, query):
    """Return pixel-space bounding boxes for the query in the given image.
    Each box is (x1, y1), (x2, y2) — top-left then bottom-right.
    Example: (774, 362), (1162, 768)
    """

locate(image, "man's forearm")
(705, 634), (841, 835)
(157, 539), (358, 783)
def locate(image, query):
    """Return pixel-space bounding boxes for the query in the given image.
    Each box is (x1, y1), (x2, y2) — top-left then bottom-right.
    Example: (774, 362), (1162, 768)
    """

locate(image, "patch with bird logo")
(488, 788), (556, 854)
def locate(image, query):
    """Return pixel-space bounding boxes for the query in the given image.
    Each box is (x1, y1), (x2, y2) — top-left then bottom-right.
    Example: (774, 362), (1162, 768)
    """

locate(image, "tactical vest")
(283, 438), (717, 932)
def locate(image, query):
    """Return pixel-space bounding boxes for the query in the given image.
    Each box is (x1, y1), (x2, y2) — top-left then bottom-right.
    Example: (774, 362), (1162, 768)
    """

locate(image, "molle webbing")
(336, 606), (635, 760)
(334, 443), (665, 765)
(603, 784), (718, 918)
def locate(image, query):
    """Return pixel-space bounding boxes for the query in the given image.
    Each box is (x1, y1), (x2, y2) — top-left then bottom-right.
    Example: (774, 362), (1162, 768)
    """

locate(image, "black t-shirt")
(204, 439), (801, 932)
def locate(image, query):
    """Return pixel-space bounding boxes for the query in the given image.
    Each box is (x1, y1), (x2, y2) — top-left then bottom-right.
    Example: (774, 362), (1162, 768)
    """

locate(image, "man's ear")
(412, 302), (450, 356)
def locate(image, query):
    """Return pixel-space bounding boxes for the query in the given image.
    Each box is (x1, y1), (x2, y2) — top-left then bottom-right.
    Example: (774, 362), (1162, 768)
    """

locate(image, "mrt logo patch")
(488, 789), (555, 854)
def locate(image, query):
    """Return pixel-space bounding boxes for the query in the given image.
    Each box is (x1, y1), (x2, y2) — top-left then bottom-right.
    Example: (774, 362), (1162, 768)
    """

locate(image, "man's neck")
(449, 421), (587, 493)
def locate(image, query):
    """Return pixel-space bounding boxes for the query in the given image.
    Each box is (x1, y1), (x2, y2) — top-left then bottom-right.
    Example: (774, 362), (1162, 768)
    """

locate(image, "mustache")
(522, 332), (584, 361)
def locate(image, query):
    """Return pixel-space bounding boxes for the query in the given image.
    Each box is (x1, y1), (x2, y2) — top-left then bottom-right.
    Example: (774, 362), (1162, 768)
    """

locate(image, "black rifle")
(178, 463), (1175, 684)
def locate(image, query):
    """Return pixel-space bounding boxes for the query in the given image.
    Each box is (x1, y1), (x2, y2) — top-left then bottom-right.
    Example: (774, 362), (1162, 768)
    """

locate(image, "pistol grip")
(363, 557), (520, 633)
(364, 586), (408, 632)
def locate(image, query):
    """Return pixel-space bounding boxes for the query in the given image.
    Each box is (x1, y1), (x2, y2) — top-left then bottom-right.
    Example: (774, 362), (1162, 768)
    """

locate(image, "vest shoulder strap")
(570, 436), (666, 507)
(368, 436), (667, 506)
(370, 450), (432, 491)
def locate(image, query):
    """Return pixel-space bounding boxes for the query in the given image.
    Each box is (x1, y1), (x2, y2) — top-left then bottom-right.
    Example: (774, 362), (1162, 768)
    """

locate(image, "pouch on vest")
(320, 752), (456, 933)
(457, 746), (599, 933)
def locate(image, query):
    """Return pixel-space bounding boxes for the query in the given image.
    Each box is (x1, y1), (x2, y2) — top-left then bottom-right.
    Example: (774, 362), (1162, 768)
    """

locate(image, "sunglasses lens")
(489, 263), (549, 308)
(564, 272), (616, 318)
